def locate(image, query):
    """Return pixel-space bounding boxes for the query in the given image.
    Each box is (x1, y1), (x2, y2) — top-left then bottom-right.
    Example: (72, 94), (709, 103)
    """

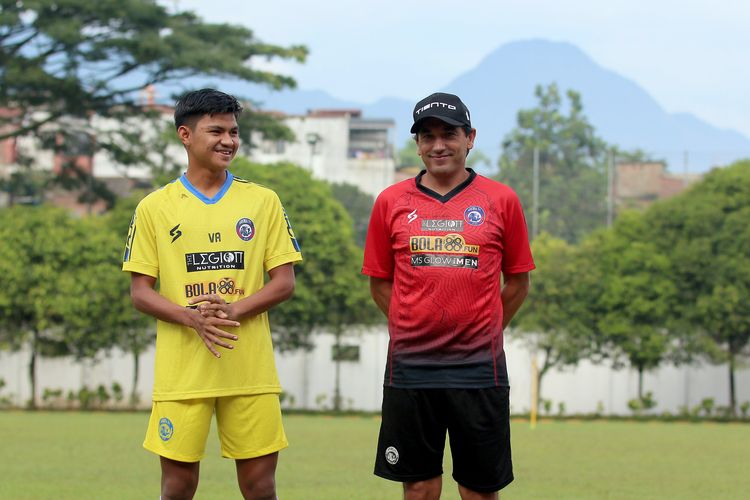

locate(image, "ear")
(177, 125), (192, 147)
(467, 128), (477, 150)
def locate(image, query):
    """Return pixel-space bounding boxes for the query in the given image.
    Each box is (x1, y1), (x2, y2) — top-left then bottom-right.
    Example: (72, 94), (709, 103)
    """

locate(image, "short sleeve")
(122, 199), (159, 278)
(362, 193), (394, 279)
(264, 192), (303, 272)
(501, 190), (535, 274)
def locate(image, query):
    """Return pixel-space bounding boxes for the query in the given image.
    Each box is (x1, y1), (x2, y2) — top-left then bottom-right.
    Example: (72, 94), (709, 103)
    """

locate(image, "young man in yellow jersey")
(122, 88), (302, 499)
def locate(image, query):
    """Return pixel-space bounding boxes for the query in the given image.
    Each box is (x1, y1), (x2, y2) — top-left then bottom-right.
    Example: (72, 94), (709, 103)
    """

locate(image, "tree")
(237, 105), (295, 156)
(1, 0), (307, 195)
(0, 205), (122, 407)
(510, 233), (596, 408)
(329, 182), (374, 247)
(396, 138), (421, 168)
(466, 148), (492, 171)
(585, 212), (678, 401)
(231, 160), (382, 410)
(102, 193), (154, 405)
(496, 83), (609, 243)
(647, 160), (750, 414)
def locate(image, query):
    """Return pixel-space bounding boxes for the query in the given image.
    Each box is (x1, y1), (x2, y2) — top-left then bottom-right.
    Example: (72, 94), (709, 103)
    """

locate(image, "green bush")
(740, 402), (750, 419)
(111, 382), (124, 403)
(77, 386), (95, 410)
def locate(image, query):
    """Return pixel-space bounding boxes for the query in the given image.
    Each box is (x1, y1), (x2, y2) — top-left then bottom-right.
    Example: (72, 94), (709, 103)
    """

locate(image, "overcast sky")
(176, 0), (750, 138)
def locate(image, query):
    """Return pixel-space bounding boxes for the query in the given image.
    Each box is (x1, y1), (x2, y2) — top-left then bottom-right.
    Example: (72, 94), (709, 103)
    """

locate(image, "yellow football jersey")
(122, 172), (302, 401)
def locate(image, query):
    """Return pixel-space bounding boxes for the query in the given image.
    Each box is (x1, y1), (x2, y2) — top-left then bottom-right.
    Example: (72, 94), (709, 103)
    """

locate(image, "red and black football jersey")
(363, 169), (535, 388)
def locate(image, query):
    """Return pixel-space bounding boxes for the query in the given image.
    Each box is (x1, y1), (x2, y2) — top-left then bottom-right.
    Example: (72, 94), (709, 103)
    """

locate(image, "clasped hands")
(187, 294), (239, 358)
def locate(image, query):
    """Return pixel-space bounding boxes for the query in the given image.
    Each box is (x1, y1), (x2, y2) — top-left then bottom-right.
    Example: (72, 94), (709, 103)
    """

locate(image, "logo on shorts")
(385, 446), (399, 465)
(159, 417), (174, 441)
(464, 206), (485, 226)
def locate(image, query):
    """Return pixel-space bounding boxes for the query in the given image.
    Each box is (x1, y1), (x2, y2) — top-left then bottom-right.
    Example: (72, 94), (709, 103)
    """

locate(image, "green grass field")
(0, 412), (748, 499)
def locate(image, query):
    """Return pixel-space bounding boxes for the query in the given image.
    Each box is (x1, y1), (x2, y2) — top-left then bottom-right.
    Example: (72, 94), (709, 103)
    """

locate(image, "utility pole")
(607, 149), (614, 227)
(532, 147), (539, 239)
(530, 146), (540, 429)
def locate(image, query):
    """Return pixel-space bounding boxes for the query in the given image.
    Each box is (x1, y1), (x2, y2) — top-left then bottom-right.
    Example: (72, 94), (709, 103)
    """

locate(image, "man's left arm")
(501, 271), (530, 329)
(190, 263), (296, 321)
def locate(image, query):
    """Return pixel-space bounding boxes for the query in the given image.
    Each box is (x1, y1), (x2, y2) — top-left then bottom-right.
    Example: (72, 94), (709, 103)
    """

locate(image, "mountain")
(192, 40), (750, 173)
(436, 40), (750, 172)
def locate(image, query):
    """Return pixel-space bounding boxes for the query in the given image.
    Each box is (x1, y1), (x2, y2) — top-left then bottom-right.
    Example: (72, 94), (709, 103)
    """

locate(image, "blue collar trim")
(179, 171), (234, 205)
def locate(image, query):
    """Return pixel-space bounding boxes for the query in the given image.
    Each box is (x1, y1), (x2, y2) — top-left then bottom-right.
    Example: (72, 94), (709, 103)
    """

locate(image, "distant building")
(250, 109), (396, 197)
(393, 165), (422, 184)
(1, 105), (397, 210)
(615, 161), (701, 210)
(0, 107), (168, 213)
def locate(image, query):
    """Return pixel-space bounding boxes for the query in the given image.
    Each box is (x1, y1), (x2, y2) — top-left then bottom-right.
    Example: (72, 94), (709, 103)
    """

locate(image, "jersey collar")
(415, 168), (477, 203)
(179, 171), (234, 205)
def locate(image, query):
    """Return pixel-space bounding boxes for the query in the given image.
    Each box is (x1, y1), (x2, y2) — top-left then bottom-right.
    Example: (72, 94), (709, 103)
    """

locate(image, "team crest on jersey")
(159, 418), (174, 441)
(464, 205), (485, 226)
(236, 218), (255, 241)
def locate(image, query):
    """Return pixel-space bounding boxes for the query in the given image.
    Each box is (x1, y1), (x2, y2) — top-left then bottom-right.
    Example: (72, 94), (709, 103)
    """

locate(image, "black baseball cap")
(410, 92), (472, 134)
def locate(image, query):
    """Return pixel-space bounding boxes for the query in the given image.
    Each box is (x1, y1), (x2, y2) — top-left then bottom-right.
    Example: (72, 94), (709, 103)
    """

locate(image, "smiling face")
(415, 118), (476, 179)
(178, 112), (239, 173)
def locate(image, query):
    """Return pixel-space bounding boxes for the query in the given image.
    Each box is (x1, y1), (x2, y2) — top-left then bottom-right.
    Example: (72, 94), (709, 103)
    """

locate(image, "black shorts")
(374, 386), (513, 493)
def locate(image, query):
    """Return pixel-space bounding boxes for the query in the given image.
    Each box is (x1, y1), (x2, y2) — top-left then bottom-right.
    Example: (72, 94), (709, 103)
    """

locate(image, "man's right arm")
(369, 276), (393, 317)
(130, 272), (240, 358)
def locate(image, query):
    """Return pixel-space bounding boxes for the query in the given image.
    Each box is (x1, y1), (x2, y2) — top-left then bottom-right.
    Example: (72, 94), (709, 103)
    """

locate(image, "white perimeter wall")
(1, 326), (748, 415)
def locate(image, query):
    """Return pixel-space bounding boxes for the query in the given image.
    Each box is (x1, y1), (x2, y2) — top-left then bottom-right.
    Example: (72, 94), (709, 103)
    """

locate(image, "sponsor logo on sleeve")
(283, 208), (301, 252)
(185, 251), (245, 272)
(123, 213), (137, 262)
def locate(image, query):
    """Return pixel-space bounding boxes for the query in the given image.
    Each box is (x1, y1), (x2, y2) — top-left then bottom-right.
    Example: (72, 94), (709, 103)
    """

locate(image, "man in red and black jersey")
(363, 92), (535, 499)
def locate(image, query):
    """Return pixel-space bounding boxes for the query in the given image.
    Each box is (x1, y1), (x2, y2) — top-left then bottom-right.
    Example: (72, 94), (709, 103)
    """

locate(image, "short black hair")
(174, 88), (243, 130)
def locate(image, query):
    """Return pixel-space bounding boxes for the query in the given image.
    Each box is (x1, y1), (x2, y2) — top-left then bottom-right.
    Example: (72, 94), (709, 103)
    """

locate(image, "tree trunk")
(131, 349), (140, 409)
(28, 329), (38, 409)
(333, 330), (342, 412)
(537, 369), (545, 412)
(537, 352), (552, 412)
(638, 365), (644, 400)
(728, 353), (736, 416)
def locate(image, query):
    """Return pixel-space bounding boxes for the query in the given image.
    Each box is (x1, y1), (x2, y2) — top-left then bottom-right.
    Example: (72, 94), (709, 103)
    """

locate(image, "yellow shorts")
(143, 393), (288, 462)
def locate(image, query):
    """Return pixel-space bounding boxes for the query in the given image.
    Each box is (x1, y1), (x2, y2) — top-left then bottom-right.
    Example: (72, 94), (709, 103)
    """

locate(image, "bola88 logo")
(410, 234), (479, 255)
(442, 235), (464, 252)
(185, 278), (244, 298)
(218, 278), (234, 294)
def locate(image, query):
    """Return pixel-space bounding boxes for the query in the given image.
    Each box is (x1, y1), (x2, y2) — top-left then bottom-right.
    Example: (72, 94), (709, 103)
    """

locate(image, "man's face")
(178, 112), (239, 172)
(415, 118), (476, 177)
